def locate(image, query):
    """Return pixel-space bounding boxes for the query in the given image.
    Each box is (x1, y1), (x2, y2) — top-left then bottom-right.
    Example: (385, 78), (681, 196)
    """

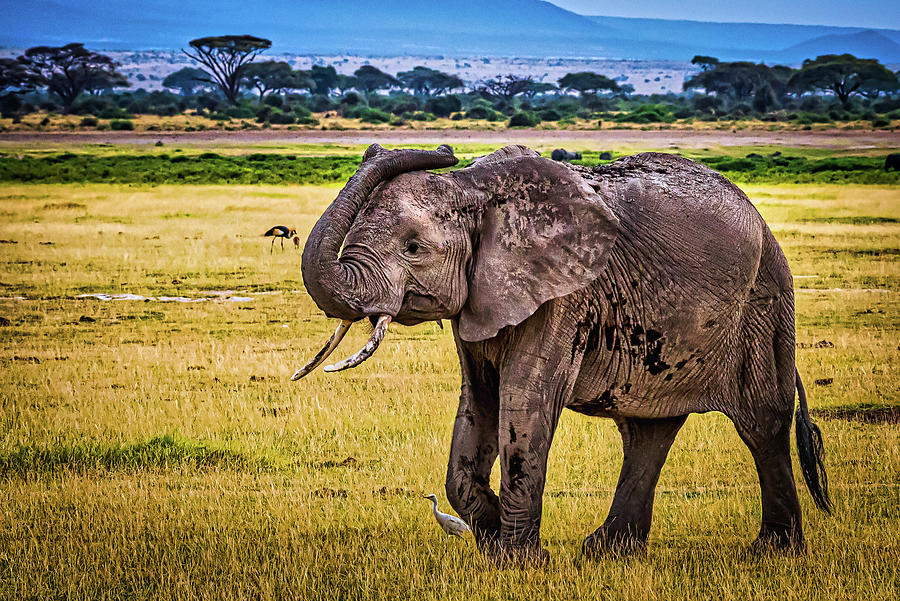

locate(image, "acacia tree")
(397, 66), (463, 96)
(522, 81), (557, 98)
(83, 70), (129, 95)
(0, 58), (38, 117)
(334, 74), (357, 95)
(684, 61), (779, 106)
(242, 61), (295, 102)
(0, 58), (37, 93)
(183, 35), (271, 105)
(557, 72), (620, 96)
(790, 54), (898, 106)
(691, 55), (720, 71)
(18, 43), (128, 111)
(162, 67), (209, 96)
(309, 65), (339, 95)
(353, 65), (399, 93)
(478, 74), (536, 99)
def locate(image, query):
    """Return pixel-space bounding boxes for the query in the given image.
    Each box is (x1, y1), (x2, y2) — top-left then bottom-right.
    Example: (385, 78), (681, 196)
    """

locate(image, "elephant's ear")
(458, 157), (618, 342)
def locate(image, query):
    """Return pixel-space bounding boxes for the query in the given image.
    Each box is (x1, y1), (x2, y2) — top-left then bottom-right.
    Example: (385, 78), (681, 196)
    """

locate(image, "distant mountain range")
(3, 0), (900, 64)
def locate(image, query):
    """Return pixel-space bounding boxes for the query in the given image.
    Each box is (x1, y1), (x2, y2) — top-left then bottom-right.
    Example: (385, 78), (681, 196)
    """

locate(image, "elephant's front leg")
(496, 397), (558, 562)
(495, 350), (580, 563)
(445, 337), (501, 550)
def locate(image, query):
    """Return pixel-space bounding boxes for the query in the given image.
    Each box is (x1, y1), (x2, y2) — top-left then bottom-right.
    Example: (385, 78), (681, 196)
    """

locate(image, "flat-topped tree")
(353, 65), (399, 94)
(19, 44), (128, 111)
(310, 65), (339, 96)
(162, 67), (209, 97)
(684, 62), (781, 106)
(557, 72), (620, 96)
(790, 54), (898, 106)
(242, 61), (295, 103)
(397, 66), (463, 96)
(183, 35), (271, 105)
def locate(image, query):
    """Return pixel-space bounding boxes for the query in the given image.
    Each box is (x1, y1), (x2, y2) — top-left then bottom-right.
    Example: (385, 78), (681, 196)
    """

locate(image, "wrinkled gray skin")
(299, 144), (831, 563)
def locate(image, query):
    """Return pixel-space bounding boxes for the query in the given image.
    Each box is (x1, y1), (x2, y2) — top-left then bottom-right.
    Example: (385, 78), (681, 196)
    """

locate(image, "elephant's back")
(588, 152), (763, 235)
(584, 153), (767, 281)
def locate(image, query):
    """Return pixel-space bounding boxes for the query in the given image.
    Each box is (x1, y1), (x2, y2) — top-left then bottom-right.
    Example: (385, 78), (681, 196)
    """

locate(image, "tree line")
(2, 35), (899, 128)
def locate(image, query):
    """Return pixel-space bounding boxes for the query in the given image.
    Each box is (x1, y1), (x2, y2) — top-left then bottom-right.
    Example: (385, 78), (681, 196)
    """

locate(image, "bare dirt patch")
(1, 129), (898, 150)
(811, 404), (900, 424)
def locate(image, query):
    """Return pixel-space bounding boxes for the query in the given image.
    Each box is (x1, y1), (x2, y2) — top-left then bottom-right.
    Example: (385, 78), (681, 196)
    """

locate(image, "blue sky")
(550, 0), (900, 30)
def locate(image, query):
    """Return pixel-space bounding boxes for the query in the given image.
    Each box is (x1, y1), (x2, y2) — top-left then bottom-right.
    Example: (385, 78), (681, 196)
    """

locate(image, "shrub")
(308, 94), (336, 113)
(424, 95), (462, 118)
(264, 95), (284, 108)
(225, 106), (255, 119)
(255, 106), (273, 123)
(537, 108), (561, 122)
(109, 120), (134, 131)
(269, 112), (295, 125)
(340, 92), (363, 107)
(384, 94), (422, 116)
(79, 117), (99, 127)
(466, 106), (496, 120)
(614, 104), (675, 124)
(98, 106), (133, 119)
(871, 118), (890, 128)
(508, 112), (538, 127)
(289, 105), (312, 119)
(358, 108), (391, 123)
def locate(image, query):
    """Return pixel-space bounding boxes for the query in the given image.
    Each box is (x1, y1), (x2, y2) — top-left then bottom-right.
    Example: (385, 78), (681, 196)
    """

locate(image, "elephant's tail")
(795, 369), (832, 514)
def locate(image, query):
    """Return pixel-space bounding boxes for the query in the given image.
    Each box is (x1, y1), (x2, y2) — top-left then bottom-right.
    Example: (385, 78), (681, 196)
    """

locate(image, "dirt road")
(1, 128), (898, 151)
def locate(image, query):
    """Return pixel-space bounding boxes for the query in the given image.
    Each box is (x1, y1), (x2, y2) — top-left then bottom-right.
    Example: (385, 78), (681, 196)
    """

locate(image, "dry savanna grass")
(0, 175), (898, 599)
(2, 111), (898, 134)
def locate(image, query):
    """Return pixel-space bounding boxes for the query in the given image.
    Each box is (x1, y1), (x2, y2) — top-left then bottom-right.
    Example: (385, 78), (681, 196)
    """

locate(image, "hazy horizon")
(550, 0), (900, 30)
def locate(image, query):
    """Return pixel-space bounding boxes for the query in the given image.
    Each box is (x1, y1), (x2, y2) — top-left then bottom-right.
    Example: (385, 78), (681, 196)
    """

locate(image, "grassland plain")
(0, 156), (898, 599)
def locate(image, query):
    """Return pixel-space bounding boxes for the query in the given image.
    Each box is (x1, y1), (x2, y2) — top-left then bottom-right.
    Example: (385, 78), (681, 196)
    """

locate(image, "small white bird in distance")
(424, 494), (471, 538)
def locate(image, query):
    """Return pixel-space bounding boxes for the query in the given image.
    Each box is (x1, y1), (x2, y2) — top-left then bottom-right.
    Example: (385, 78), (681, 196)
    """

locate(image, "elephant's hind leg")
(729, 296), (804, 551)
(738, 418), (804, 551)
(584, 415), (687, 556)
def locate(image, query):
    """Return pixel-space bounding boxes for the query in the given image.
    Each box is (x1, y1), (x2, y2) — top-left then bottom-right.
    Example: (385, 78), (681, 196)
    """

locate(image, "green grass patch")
(0, 433), (278, 475)
(2, 151), (898, 185)
(0, 153), (363, 185)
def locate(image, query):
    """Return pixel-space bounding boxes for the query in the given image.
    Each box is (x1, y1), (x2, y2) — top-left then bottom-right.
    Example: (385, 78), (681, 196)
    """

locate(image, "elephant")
(551, 148), (582, 162)
(293, 143), (832, 563)
(885, 153), (900, 171)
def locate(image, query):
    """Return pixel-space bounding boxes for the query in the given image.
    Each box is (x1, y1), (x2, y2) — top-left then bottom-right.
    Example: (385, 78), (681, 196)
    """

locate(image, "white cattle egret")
(424, 494), (470, 538)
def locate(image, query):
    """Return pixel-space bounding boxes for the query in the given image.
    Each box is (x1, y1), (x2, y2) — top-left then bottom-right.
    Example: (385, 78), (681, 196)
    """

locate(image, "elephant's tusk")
(323, 315), (391, 373)
(290, 320), (353, 381)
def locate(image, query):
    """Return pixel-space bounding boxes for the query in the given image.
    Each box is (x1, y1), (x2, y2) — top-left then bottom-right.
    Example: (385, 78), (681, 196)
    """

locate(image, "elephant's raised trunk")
(294, 144), (457, 380)
(300, 143), (458, 321)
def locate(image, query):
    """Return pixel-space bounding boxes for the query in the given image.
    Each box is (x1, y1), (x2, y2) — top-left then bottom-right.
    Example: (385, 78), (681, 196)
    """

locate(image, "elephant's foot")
(582, 526), (648, 558)
(749, 524), (805, 554)
(482, 540), (550, 567)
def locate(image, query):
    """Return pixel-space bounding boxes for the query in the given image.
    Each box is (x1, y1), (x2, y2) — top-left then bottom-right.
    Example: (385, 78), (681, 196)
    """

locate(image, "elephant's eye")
(405, 241), (420, 255)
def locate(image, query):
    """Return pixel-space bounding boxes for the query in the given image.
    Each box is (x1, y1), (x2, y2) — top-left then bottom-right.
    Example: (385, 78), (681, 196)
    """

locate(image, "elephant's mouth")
(395, 291), (441, 325)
